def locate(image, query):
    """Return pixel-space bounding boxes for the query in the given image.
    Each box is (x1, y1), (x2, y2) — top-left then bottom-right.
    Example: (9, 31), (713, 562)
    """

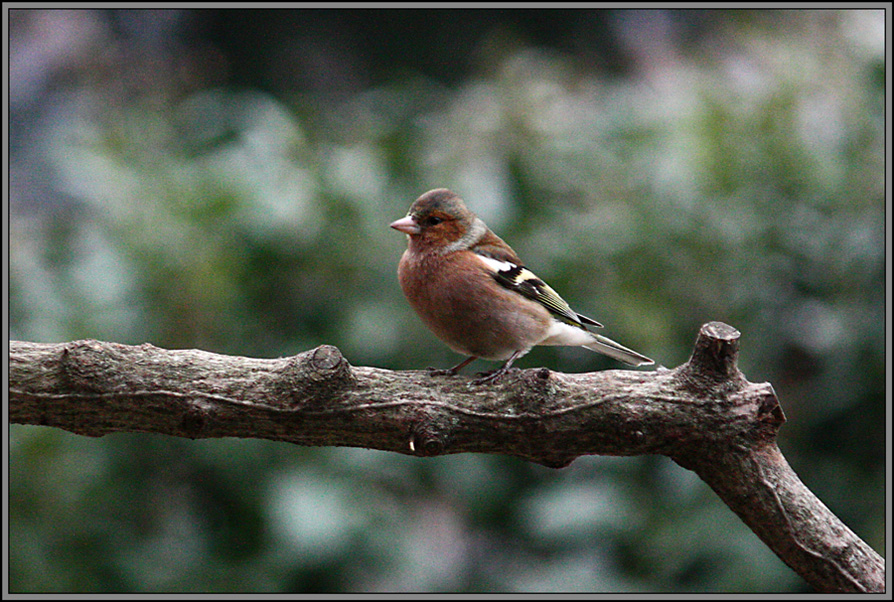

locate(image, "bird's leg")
(427, 356), (477, 377)
(471, 350), (522, 384)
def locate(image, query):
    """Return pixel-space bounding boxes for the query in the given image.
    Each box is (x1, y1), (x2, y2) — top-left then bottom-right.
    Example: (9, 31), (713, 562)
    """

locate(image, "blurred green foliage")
(8, 9), (886, 593)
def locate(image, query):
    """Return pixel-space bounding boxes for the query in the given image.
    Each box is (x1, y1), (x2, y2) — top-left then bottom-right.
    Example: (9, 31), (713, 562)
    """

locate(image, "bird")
(390, 188), (653, 383)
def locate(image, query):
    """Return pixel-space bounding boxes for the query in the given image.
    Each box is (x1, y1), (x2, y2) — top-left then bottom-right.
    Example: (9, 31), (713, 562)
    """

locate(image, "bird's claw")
(426, 366), (457, 377)
(470, 367), (518, 385)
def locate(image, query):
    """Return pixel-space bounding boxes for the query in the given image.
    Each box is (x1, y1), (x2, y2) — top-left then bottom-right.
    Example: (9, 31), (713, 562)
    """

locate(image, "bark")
(7, 322), (885, 592)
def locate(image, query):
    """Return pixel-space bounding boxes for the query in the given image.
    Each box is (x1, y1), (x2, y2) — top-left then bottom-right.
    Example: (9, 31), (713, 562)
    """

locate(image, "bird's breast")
(397, 249), (552, 359)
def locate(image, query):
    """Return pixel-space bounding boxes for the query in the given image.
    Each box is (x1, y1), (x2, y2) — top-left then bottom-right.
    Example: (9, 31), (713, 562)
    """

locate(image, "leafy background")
(8, 8), (886, 593)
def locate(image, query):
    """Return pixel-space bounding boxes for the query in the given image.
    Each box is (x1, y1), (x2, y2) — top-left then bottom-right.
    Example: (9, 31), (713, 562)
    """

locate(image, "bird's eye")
(426, 216), (444, 226)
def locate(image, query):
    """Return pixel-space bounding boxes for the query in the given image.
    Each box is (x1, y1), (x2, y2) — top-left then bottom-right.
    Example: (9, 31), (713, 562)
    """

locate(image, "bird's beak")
(390, 215), (421, 235)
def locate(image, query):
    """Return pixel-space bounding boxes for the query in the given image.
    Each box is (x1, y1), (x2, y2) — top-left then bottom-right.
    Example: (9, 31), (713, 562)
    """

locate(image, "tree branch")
(8, 322), (884, 592)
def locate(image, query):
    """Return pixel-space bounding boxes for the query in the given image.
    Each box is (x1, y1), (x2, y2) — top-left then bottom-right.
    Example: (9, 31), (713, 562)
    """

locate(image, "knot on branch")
(180, 398), (220, 437)
(755, 383), (786, 430)
(405, 399), (453, 457)
(60, 339), (128, 394)
(277, 345), (355, 409)
(408, 425), (445, 457)
(494, 367), (558, 415)
(309, 345), (348, 375)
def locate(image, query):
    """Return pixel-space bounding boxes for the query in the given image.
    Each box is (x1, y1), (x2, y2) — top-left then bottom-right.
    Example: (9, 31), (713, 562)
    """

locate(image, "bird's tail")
(583, 334), (654, 367)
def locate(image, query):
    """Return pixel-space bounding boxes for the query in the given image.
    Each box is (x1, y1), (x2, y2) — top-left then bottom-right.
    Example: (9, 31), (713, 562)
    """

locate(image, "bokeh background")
(7, 8), (887, 593)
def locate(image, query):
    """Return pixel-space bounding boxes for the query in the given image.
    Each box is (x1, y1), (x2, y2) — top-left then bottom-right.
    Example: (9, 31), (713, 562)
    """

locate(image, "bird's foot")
(426, 366), (459, 377)
(470, 366), (518, 385)
(426, 356), (477, 378)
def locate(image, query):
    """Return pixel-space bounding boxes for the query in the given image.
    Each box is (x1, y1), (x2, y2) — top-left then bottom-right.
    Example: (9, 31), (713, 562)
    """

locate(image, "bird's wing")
(475, 253), (603, 329)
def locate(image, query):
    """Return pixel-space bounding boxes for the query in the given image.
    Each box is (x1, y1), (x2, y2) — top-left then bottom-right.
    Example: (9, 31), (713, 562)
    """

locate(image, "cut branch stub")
(278, 345), (355, 410)
(669, 322), (785, 455)
(676, 321), (746, 390)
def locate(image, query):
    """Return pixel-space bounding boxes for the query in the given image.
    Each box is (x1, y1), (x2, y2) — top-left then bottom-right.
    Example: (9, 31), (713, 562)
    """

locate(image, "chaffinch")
(390, 188), (654, 383)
